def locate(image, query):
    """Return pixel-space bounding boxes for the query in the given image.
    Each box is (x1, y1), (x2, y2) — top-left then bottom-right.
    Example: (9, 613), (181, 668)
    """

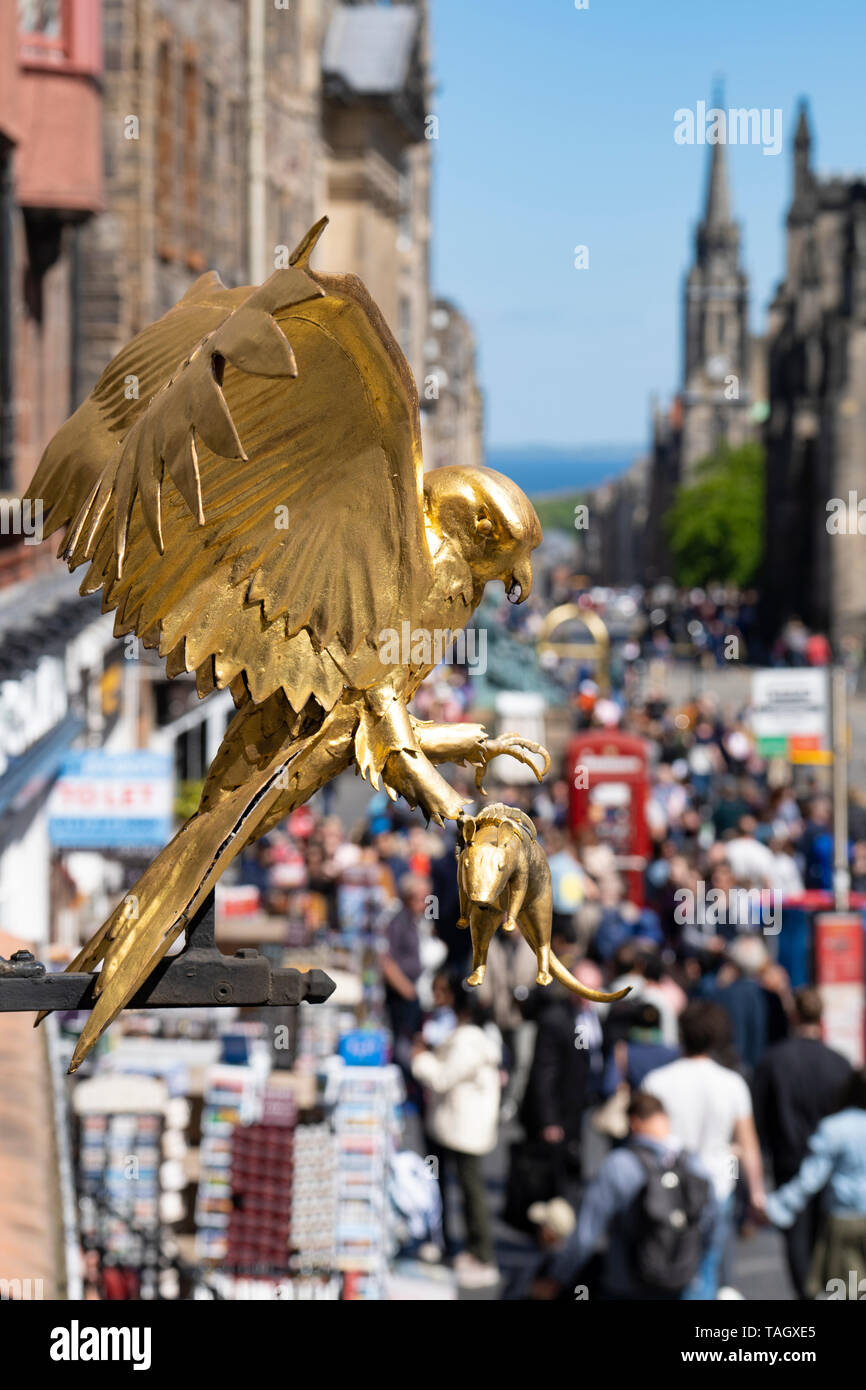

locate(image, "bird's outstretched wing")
(26, 219), (432, 715)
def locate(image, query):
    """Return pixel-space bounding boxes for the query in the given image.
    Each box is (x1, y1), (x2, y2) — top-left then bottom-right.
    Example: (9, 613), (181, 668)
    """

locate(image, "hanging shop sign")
(750, 668), (831, 764)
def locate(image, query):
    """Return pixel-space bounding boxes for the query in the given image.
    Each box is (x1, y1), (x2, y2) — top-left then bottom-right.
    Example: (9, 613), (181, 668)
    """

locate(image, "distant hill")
(486, 444), (641, 498)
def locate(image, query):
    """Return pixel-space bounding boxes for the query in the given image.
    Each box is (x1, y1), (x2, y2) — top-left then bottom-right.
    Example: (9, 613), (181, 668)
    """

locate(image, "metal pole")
(832, 665), (850, 911)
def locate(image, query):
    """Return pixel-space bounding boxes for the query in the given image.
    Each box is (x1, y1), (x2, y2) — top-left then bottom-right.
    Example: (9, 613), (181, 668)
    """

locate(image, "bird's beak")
(506, 556), (533, 605)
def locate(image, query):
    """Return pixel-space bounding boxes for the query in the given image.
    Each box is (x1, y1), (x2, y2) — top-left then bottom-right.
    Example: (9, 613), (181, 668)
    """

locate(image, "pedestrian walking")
(411, 970), (502, 1289)
(752, 987), (851, 1298)
(767, 1068), (866, 1299)
(642, 1000), (766, 1299)
(540, 1093), (715, 1300)
(518, 972), (599, 1196)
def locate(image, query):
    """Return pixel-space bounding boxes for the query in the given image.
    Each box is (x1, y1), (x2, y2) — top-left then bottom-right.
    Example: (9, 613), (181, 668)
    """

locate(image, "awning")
(0, 709), (84, 826)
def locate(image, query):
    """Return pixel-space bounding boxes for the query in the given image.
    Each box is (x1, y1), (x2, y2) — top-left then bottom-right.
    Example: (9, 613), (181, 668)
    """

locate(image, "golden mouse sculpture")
(24, 217), (550, 1071)
(457, 804), (630, 1003)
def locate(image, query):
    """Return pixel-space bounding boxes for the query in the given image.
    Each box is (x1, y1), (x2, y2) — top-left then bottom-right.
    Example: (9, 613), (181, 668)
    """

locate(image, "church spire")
(694, 82), (739, 271)
(704, 138), (731, 227)
(702, 81), (731, 229)
(792, 98), (814, 212)
(681, 79), (750, 474)
(794, 97), (812, 156)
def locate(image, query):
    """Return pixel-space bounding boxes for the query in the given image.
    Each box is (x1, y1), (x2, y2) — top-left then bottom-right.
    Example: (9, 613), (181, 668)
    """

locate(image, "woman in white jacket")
(411, 970), (503, 1288)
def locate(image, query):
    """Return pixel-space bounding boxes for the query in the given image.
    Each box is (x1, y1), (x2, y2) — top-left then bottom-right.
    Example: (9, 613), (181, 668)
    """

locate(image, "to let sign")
(48, 751), (175, 849)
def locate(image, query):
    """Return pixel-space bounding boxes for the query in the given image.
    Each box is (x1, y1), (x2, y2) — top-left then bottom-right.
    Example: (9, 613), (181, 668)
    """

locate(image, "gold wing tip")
(289, 216), (329, 268)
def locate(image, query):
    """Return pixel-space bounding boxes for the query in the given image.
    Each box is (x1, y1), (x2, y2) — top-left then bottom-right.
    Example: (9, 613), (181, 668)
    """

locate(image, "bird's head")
(423, 465), (542, 604)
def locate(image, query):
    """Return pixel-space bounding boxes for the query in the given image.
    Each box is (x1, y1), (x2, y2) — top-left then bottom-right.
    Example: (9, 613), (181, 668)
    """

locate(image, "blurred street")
(1, 0), (865, 1316)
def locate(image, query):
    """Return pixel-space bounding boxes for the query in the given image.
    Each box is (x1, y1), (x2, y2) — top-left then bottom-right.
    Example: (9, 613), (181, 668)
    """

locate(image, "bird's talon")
(471, 733), (550, 789)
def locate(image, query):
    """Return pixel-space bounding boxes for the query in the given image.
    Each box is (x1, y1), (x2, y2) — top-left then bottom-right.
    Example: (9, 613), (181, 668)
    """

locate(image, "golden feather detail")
(103, 264), (326, 577)
(26, 214), (433, 720)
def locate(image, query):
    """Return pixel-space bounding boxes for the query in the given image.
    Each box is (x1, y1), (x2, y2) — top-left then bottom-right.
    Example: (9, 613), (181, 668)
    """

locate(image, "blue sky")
(429, 0), (866, 452)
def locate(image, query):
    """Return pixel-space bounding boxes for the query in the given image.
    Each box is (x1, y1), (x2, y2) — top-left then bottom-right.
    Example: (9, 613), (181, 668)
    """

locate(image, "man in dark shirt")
(752, 987), (851, 1297)
(429, 827), (470, 971)
(714, 937), (772, 1073)
(798, 796), (834, 892)
(519, 983), (597, 1196)
(381, 874), (429, 1079)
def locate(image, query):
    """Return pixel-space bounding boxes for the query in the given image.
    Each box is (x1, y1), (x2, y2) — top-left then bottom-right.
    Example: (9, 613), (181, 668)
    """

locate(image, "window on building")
(18, 1), (99, 73)
(17, 0), (63, 52)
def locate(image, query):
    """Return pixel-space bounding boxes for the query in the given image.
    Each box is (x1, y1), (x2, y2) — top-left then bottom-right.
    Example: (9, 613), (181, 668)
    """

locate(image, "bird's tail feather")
(61, 797), (259, 1072)
(548, 950), (631, 1004)
(54, 720), (336, 1072)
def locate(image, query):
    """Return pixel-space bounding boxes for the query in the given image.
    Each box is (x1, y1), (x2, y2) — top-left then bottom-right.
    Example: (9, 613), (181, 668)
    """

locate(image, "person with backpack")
(642, 999), (767, 1298)
(539, 1093), (715, 1300)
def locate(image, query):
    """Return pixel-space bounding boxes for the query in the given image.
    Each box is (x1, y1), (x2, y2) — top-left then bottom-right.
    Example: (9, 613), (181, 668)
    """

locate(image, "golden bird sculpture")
(25, 218), (550, 1072)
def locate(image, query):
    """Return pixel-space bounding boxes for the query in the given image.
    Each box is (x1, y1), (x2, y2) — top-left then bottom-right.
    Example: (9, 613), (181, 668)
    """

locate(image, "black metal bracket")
(0, 892), (335, 1012)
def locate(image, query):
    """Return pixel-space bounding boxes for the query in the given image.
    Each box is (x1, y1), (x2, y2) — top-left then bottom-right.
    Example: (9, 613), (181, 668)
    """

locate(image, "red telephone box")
(567, 730), (650, 905)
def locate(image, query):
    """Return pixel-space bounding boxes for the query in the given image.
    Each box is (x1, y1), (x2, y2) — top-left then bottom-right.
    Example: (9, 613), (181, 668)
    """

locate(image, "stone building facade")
(584, 458), (650, 587)
(321, 0), (433, 394)
(421, 298), (484, 472)
(760, 102), (866, 644)
(76, 0), (320, 394)
(5, 0), (482, 553)
(72, 0), (476, 469)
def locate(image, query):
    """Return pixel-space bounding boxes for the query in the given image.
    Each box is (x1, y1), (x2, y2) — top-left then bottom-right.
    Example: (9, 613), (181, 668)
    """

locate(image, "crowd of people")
(228, 620), (866, 1300)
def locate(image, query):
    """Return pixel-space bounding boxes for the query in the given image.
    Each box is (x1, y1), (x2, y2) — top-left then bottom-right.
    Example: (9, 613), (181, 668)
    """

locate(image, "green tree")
(664, 441), (765, 587)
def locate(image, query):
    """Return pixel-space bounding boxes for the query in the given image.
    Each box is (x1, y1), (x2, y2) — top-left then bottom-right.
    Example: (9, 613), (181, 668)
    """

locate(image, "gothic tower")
(680, 105), (752, 476)
(760, 99), (866, 645)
